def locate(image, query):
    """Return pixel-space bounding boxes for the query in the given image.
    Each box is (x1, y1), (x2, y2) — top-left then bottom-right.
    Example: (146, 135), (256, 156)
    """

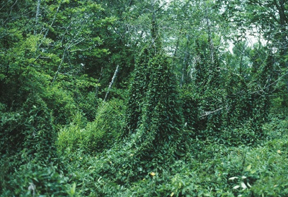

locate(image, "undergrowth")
(51, 114), (288, 196)
(2, 99), (288, 196)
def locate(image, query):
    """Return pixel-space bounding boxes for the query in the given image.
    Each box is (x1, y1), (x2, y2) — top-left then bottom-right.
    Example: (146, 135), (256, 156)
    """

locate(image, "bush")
(57, 99), (125, 155)
(0, 161), (69, 196)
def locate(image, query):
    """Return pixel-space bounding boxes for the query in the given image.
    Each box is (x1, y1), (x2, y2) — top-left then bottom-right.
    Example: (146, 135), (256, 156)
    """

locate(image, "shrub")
(57, 99), (125, 155)
(0, 161), (69, 196)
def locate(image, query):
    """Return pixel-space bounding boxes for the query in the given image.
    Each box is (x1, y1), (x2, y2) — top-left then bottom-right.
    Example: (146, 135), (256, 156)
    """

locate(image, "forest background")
(1, 0), (288, 196)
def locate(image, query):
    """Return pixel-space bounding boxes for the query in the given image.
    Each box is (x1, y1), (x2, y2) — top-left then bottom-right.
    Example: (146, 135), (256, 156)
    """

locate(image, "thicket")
(1, 0), (288, 196)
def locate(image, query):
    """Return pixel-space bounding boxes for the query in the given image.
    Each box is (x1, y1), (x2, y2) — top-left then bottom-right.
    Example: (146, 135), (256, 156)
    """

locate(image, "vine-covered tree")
(124, 6), (185, 165)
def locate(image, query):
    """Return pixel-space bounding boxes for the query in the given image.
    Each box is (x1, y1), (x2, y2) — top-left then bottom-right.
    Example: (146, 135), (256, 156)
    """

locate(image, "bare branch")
(37, 0), (62, 50)
(51, 50), (66, 84)
(104, 65), (119, 102)
(95, 67), (103, 98)
(200, 107), (223, 119)
(34, 0), (41, 35)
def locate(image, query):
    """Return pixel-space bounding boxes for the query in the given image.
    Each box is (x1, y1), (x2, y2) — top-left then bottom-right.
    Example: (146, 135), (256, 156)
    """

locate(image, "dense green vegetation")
(1, 0), (288, 196)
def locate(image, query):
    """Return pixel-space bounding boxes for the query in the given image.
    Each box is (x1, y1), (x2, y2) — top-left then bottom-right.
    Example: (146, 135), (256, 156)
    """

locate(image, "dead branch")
(104, 65), (119, 102)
